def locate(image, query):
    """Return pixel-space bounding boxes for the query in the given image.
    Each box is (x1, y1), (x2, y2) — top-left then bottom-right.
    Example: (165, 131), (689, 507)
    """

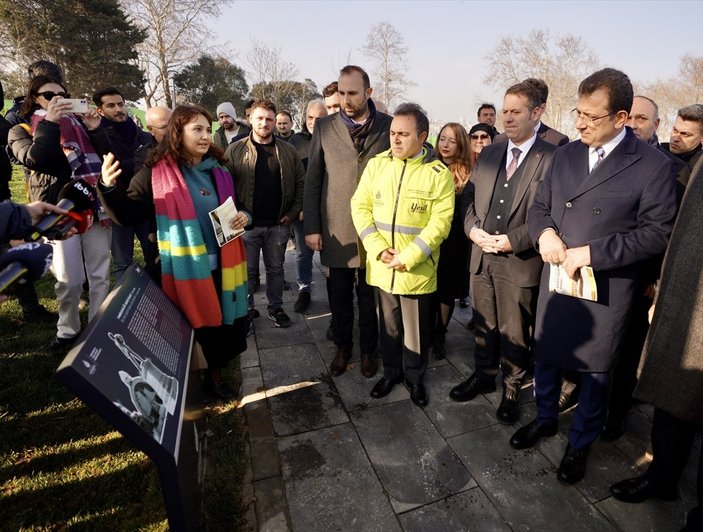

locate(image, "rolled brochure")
(548, 264), (598, 301)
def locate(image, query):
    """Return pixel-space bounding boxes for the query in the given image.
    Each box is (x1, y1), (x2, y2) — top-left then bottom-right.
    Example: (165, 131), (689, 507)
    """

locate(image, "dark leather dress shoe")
(370, 375), (403, 399)
(557, 444), (589, 484)
(360, 353), (378, 379)
(496, 387), (520, 424)
(610, 475), (678, 503)
(405, 380), (428, 407)
(330, 347), (351, 377)
(601, 416), (627, 441)
(449, 373), (496, 402)
(510, 419), (558, 449)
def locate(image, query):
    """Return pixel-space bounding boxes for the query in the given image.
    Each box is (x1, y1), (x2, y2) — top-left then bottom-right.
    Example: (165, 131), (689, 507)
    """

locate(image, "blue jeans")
(292, 218), (313, 293)
(242, 224), (289, 311)
(111, 220), (151, 285)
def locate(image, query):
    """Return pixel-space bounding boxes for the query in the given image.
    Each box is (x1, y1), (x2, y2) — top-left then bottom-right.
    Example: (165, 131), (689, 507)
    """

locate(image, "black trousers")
(607, 292), (652, 420)
(192, 268), (248, 369)
(328, 267), (378, 354)
(471, 253), (537, 389)
(377, 289), (432, 385)
(646, 408), (703, 531)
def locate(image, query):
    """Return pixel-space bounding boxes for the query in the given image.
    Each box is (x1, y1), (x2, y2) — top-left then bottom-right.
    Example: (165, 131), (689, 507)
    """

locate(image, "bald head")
(627, 96), (659, 142)
(145, 106), (172, 143)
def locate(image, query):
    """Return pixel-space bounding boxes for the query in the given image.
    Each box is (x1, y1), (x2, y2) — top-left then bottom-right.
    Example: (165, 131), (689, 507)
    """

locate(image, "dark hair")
(394, 102), (429, 136)
(578, 68), (633, 114)
(28, 60), (64, 83)
(505, 81), (542, 112)
(147, 104), (224, 167)
(276, 110), (292, 121)
(322, 81), (338, 98)
(524, 78), (548, 105)
(339, 65), (370, 90)
(477, 103), (496, 117)
(243, 99), (255, 111)
(678, 104), (703, 131)
(251, 99), (277, 115)
(92, 86), (124, 107)
(0, 80), (4, 109)
(20, 75), (68, 117)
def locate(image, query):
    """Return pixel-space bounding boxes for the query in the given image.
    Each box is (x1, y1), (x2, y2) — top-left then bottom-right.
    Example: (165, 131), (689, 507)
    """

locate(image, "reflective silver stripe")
(375, 221), (422, 235)
(413, 237), (431, 257)
(359, 226), (377, 240)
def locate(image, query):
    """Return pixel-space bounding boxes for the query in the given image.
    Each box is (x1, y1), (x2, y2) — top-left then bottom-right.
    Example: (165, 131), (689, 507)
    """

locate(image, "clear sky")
(218, 0), (703, 125)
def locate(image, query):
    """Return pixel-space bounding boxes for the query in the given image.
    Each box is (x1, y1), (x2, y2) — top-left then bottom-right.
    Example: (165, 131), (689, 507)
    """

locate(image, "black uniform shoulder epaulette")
(430, 161), (447, 173)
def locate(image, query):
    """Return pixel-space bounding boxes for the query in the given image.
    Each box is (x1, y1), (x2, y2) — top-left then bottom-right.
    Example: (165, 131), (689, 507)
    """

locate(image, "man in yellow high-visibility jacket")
(351, 103), (455, 407)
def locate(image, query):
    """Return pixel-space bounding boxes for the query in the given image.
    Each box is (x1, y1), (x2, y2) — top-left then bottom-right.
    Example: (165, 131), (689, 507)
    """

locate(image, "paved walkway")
(237, 251), (698, 531)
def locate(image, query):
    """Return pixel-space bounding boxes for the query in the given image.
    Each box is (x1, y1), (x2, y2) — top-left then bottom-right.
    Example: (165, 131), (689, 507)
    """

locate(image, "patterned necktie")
(591, 146), (605, 172)
(506, 147), (522, 181)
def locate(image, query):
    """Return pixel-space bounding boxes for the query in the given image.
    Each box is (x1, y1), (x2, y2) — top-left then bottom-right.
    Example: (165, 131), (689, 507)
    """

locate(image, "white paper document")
(209, 196), (244, 247)
(549, 264), (598, 302)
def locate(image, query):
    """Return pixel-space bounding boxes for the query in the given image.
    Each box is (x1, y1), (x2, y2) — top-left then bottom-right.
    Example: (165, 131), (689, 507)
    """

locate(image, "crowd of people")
(1, 59), (703, 530)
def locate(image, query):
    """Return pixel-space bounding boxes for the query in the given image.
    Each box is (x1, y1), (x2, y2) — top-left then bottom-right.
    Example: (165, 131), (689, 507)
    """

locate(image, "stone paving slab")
(260, 343), (349, 436)
(448, 423), (615, 531)
(398, 487), (509, 532)
(351, 401), (475, 513)
(422, 365), (497, 439)
(277, 424), (400, 532)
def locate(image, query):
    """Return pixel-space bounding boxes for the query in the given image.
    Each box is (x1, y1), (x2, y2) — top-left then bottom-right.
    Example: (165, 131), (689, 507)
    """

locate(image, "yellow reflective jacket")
(351, 147), (455, 295)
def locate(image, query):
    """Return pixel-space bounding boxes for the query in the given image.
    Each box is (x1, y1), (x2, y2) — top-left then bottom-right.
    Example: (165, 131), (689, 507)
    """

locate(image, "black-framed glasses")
(471, 134), (490, 140)
(571, 108), (614, 127)
(35, 90), (69, 100)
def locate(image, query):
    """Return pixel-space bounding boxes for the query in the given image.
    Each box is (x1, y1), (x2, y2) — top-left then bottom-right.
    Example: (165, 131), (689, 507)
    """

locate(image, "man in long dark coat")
(509, 68), (677, 485)
(609, 156), (703, 532)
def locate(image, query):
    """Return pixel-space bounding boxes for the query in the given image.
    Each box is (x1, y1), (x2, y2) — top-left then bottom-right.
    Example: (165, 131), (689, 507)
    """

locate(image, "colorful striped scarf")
(151, 156), (248, 328)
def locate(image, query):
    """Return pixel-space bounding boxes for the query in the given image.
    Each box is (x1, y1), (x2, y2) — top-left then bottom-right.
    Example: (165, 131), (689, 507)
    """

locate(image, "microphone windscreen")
(0, 242), (53, 282)
(58, 179), (96, 212)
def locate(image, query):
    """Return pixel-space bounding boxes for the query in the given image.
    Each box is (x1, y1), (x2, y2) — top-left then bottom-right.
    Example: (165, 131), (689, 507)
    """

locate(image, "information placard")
(56, 265), (206, 531)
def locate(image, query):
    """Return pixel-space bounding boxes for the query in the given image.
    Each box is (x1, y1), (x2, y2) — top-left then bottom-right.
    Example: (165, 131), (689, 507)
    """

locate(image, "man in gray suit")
(449, 81), (556, 424)
(304, 65), (392, 379)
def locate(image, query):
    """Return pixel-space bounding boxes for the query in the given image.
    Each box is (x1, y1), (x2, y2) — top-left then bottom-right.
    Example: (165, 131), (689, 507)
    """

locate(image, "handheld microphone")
(0, 242), (53, 294)
(26, 179), (96, 242)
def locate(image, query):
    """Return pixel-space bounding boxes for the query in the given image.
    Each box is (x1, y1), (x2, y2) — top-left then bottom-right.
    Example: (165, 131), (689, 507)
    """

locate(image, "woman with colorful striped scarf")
(98, 105), (250, 401)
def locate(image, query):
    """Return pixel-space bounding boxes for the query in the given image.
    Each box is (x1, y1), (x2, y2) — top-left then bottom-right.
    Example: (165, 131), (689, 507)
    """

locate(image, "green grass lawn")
(1, 167), (248, 530)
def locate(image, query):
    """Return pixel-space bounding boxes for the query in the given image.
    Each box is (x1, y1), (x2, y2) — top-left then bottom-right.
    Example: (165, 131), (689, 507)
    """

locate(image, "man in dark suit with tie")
(510, 68), (677, 485)
(449, 81), (556, 424)
(494, 78), (569, 148)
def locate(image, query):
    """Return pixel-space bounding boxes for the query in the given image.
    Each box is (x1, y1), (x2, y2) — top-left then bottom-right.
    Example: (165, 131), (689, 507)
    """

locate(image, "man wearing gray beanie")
(213, 102), (249, 149)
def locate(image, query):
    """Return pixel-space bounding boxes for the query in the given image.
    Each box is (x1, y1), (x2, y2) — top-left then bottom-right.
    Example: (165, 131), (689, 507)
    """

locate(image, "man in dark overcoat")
(509, 68), (677, 485)
(609, 156), (703, 532)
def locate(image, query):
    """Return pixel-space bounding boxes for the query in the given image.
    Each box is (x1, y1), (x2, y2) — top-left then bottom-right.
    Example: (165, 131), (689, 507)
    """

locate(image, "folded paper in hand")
(549, 264), (598, 301)
(209, 196), (244, 247)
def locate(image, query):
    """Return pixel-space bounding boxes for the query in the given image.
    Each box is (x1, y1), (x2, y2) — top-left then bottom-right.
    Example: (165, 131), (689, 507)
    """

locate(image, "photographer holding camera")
(8, 75), (113, 351)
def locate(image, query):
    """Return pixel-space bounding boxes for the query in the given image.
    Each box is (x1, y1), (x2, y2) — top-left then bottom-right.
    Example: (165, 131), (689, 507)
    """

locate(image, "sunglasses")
(35, 90), (70, 100)
(471, 134), (490, 140)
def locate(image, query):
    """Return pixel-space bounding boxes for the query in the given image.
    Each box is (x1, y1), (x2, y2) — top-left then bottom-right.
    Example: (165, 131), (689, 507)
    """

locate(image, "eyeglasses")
(470, 134), (490, 140)
(571, 108), (614, 127)
(35, 90), (69, 100)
